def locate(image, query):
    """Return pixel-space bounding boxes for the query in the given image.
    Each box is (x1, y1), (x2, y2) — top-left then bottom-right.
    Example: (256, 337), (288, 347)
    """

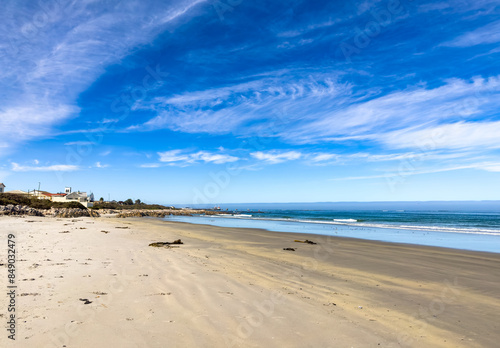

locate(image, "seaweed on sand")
(149, 239), (183, 247)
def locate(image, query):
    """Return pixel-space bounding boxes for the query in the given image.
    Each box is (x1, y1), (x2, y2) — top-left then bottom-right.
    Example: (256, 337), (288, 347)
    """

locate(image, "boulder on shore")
(0, 205), (100, 218)
(115, 209), (219, 218)
(0, 205), (44, 216)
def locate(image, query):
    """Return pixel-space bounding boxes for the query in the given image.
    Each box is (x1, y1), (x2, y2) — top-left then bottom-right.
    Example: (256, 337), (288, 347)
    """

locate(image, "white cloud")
(157, 150), (239, 165)
(129, 72), (349, 135)
(363, 153), (418, 161)
(140, 163), (162, 168)
(65, 141), (95, 146)
(355, 0), (384, 15)
(330, 160), (500, 181)
(310, 153), (338, 162)
(130, 70), (500, 152)
(443, 21), (500, 47)
(419, 0), (499, 14)
(12, 163), (79, 172)
(101, 118), (120, 124)
(285, 76), (500, 144)
(192, 152), (239, 164)
(0, 0), (206, 154)
(158, 150), (190, 163)
(380, 121), (500, 150)
(0, 105), (79, 146)
(276, 19), (340, 38)
(95, 162), (109, 168)
(251, 151), (302, 164)
(480, 163), (500, 172)
(306, 150), (480, 167)
(330, 164), (481, 181)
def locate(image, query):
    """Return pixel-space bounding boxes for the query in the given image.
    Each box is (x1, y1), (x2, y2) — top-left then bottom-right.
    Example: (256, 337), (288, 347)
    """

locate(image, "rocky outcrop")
(0, 205), (45, 216)
(48, 207), (101, 218)
(116, 209), (220, 218)
(95, 209), (119, 215)
(0, 205), (222, 218)
(0, 205), (100, 218)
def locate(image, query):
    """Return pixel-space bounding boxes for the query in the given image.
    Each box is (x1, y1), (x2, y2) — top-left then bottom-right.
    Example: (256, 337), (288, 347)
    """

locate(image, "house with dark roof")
(0, 183), (5, 193)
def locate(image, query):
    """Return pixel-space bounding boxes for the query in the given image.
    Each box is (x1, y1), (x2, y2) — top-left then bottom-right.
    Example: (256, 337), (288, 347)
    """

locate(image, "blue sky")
(1, 0), (500, 204)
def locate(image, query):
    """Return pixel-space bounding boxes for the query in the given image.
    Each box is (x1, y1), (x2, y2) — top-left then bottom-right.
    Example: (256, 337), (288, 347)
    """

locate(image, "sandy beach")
(1, 215), (500, 348)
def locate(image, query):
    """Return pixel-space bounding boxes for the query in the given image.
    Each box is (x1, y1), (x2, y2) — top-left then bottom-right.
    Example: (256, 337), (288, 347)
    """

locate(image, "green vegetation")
(91, 199), (169, 210)
(0, 193), (86, 210)
(0, 193), (170, 211)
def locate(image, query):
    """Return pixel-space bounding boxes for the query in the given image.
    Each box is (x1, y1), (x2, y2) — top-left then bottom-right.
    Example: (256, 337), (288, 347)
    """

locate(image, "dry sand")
(1, 215), (499, 347)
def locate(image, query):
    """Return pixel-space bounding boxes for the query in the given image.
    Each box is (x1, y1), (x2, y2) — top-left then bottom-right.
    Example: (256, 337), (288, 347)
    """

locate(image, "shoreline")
(161, 218), (500, 255)
(159, 215), (500, 254)
(1, 215), (499, 347)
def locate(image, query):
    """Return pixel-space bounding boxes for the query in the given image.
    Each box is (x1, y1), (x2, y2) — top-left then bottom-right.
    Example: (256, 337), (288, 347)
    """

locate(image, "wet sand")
(1, 216), (499, 347)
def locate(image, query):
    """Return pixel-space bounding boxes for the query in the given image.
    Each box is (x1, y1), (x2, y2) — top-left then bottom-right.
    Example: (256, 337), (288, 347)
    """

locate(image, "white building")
(52, 190), (94, 208)
(2, 184), (94, 208)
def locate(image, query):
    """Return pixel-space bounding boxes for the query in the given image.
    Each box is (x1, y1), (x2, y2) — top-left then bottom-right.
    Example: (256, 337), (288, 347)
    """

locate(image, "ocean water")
(163, 207), (500, 253)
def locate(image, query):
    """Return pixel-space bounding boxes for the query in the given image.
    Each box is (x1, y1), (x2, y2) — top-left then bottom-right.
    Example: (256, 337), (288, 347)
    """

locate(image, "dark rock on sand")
(149, 239), (183, 247)
(0, 205), (100, 218)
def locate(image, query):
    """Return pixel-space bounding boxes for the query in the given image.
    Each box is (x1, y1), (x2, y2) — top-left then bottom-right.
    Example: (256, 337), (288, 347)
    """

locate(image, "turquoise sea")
(163, 202), (500, 253)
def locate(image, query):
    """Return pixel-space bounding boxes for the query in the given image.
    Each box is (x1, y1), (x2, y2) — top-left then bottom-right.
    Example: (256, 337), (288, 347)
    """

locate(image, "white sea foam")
(210, 214), (500, 236)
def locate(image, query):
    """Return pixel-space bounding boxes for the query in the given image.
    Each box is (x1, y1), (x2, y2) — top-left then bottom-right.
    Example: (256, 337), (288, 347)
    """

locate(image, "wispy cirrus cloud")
(129, 70), (500, 152)
(419, 0), (499, 14)
(307, 150), (484, 167)
(442, 20), (500, 47)
(147, 147), (491, 169)
(0, 0), (206, 155)
(157, 149), (239, 165)
(309, 153), (339, 163)
(330, 161), (500, 181)
(281, 75), (500, 146)
(251, 151), (302, 164)
(11, 163), (79, 172)
(129, 72), (350, 135)
(481, 163), (500, 172)
(65, 141), (95, 146)
(379, 120), (500, 150)
(140, 163), (163, 168)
